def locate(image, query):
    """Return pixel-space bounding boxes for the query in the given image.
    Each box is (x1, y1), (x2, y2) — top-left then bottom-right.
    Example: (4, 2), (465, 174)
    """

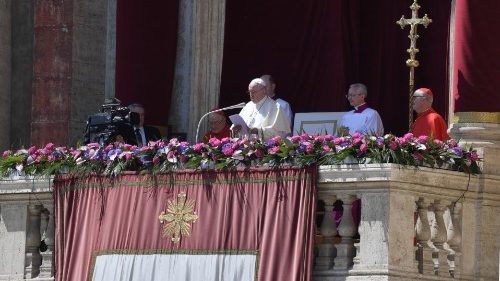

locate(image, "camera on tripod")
(84, 99), (140, 145)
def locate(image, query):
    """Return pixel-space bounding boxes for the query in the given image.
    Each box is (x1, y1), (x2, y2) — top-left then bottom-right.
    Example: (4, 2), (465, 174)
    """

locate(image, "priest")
(339, 83), (384, 136)
(411, 88), (450, 141)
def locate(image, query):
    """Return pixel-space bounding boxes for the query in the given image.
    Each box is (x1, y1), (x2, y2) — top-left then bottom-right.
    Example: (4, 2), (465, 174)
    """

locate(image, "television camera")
(84, 99), (140, 145)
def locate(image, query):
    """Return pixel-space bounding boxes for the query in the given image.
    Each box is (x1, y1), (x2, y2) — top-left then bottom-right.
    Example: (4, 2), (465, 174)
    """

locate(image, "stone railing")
(313, 164), (500, 281)
(1, 164), (499, 281)
(0, 176), (54, 281)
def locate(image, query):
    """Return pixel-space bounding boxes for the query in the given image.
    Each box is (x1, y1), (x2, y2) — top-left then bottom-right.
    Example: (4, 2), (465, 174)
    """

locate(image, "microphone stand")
(195, 102), (246, 143)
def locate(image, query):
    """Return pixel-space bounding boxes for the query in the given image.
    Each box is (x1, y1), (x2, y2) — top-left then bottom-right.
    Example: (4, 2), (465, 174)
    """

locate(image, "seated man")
(203, 110), (231, 141)
(128, 103), (162, 146)
(231, 78), (290, 140)
(339, 83), (384, 136)
(411, 88), (450, 141)
(261, 74), (293, 128)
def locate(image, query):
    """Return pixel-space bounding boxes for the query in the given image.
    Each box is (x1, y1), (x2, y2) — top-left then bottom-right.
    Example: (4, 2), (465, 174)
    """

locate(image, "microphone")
(195, 102), (246, 143)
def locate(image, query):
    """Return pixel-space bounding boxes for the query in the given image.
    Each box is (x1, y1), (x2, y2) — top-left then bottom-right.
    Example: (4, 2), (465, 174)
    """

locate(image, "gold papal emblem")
(159, 192), (198, 243)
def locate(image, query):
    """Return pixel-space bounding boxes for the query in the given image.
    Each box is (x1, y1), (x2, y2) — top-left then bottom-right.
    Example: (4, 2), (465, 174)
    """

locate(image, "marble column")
(0, 0), (11, 150)
(170, 0), (226, 142)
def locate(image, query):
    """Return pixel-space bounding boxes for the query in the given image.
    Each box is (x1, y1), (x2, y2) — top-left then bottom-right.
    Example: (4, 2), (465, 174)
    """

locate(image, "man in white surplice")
(339, 83), (384, 136)
(231, 78), (290, 140)
(260, 74), (293, 128)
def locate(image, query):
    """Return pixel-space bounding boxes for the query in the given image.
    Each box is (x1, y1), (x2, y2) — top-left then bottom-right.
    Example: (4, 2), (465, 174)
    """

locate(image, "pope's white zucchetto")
(250, 78), (267, 87)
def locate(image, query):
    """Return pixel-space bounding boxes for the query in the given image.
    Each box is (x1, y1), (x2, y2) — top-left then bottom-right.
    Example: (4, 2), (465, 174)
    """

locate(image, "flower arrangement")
(0, 133), (481, 177)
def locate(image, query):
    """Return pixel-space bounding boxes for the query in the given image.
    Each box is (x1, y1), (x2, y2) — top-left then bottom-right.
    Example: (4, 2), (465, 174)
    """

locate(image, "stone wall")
(0, 0), (11, 151)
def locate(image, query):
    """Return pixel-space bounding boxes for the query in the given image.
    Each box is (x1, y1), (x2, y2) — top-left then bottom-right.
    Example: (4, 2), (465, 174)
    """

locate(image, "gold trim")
(454, 112), (500, 124)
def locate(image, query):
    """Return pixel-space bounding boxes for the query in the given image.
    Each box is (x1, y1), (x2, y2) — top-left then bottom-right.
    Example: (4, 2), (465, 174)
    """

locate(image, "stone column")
(31, 0), (73, 146)
(170, 0), (226, 142)
(0, 0), (11, 150)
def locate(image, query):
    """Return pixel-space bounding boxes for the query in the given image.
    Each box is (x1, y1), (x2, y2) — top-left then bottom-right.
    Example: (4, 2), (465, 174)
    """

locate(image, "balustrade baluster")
(415, 198), (432, 273)
(25, 204), (43, 278)
(334, 194), (356, 271)
(39, 204), (55, 277)
(430, 200), (449, 276)
(315, 196), (337, 270)
(446, 202), (462, 278)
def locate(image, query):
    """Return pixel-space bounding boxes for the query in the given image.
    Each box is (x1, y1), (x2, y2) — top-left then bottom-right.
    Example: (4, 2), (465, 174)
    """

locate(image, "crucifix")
(396, 0), (432, 130)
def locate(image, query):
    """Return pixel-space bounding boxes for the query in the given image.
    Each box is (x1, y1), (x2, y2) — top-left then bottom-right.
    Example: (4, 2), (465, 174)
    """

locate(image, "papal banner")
(54, 167), (317, 281)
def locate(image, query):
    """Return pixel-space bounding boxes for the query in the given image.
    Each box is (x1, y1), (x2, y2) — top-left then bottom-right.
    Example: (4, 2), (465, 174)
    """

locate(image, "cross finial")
(396, 0), (433, 130)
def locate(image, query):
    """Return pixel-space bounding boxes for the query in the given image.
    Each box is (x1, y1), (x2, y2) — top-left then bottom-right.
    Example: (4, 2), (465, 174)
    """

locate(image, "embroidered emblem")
(159, 192), (198, 243)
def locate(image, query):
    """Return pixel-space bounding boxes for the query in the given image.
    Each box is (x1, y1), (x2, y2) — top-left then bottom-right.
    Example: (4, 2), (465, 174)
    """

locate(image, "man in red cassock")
(411, 88), (450, 141)
(203, 110), (231, 142)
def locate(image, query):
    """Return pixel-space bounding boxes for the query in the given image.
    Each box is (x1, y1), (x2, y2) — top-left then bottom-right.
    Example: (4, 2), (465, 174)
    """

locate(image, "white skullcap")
(250, 78), (267, 87)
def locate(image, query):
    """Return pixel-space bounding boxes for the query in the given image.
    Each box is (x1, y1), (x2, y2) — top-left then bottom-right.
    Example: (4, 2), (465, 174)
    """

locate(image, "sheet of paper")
(229, 114), (249, 135)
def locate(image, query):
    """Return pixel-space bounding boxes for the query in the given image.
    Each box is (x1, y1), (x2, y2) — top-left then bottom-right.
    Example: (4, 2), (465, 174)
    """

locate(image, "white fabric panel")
(92, 253), (257, 281)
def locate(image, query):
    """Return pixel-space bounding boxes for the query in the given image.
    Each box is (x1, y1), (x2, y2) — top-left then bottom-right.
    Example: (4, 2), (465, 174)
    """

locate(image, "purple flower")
(417, 135), (428, 144)
(222, 143), (234, 156)
(451, 147), (464, 157)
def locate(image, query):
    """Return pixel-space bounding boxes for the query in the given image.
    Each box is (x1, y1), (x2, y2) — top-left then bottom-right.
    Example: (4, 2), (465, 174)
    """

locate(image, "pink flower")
(255, 149), (264, 158)
(86, 143), (100, 150)
(306, 143), (314, 154)
(324, 134), (334, 141)
(352, 133), (362, 139)
(333, 137), (344, 145)
(470, 151), (479, 161)
(105, 144), (114, 152)
(433, 139), (444, 146)
(448, 139), (458, 147)
(300, 133), (309, 141)
(193, 143), (204, 151)
(314, 135), (325, 143)
(123, 144), (133, 151)
(44, 143), (55, 151)
(124, 153), (132, 160)
(271, 135), (282, 143)
(28, 146), (37, 155)
(201, 152), (208, 159)
(179, 155), (189, 163)
(290, 135), (301, 143)
(2, 150), (12, 157)
(209, 138), (221, 147)
(360, 143), (368, 153)
(322, 145), (332, 152)
(403, 133), (414, 140)
(152, 156), (160, 164)
(268, 146), (280, 155)
(221, 137), (230, 144)
(389, 141), (398, 151)
(413, 152), (423, 161)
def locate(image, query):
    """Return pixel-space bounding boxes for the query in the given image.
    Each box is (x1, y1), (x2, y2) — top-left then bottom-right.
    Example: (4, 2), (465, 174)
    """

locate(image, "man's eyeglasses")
(345, 93), (361, 98)
(247, 87), (266, 95)
(412, 95), (427, 99)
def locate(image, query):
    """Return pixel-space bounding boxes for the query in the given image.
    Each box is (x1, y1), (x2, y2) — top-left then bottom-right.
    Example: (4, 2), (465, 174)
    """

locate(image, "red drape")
(115, 0), (179, 126)
(54, 168), (317, 281)
(220, 0), (451, 135)
(452, 0), (500, 112)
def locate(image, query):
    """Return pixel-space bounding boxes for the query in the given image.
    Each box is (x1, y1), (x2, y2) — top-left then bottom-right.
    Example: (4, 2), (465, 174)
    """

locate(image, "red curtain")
(115, 0), (179, 126)
(54, 168), (317, 281)
(452, 0), (500, 112)
(220, 0), (451, 135)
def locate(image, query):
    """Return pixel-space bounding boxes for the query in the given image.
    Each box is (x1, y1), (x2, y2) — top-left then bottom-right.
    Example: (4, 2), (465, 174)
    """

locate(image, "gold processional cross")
(396, 0), (432, 130)
(159, 192), (198, 243)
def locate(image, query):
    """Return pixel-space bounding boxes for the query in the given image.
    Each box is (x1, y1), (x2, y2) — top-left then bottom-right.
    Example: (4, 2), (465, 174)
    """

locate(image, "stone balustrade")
(314, 164), (500, 281)
(0, 176), (54, 281)
(1, 164), (499, 280)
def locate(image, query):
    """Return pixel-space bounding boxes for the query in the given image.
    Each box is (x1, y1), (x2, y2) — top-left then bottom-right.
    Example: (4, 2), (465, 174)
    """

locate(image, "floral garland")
(0, 133), (480, 177)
